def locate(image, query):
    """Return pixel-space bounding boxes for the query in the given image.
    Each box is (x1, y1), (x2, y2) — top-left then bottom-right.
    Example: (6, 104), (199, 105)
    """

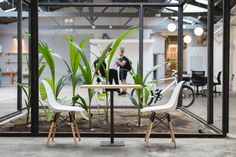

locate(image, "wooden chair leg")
(51, 123), (57, 141)
(169, 121), (176, 147)
(52, 113), (59, 141)
(73, 119), (81, 141)
(69, 112), (77, 144)
(71, 112), (81, 141)
(145, 120), (151, 142)
(145, 112), (155, 147)
(46, 122), (54, 145)
(145, 122), (153, 147)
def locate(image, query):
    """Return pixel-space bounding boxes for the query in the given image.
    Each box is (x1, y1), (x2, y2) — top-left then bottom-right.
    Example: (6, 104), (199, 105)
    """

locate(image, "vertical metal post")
(17, 0), (22, 111)
(110, 91), (114, 144)
(207, 0), (214, 124)
(139, 4), (144, 78)
(30, 0), (39, 135)
(222, 0), (230, 135)
(177, 3), (183, 82)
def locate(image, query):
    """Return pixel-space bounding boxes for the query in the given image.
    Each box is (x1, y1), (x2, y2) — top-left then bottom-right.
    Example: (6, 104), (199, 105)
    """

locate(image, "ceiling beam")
(0, 11), (212, 18)
(0, 24), (206, 30)
(38, 2), (180, 7)
(123, 17), (133, 26)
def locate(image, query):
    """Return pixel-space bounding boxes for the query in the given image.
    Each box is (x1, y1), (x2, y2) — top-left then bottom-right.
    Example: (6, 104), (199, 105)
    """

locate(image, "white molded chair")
(141, 81), (185, 147)
(42, 80), (85, 145)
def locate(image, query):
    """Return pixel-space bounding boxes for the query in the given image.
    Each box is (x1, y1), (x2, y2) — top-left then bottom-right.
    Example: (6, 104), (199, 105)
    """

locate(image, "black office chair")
(213, 71), (222, 95)
(190, 71), (207, 97)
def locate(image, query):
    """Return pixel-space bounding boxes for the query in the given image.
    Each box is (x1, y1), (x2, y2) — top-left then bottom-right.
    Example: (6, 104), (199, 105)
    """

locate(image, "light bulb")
(69, 18), (73, 23)
(92, 25), (96, 29)
(194, 27), (204, 36)
(183, 35), (192, 44)
(167, 23), (176, 32)
(109, 25), (112, 29)
(64, 18), (69, 23)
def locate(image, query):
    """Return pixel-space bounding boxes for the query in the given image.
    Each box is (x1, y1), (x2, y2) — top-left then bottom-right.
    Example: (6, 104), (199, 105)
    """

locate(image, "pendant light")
(194, 27), (204, 36)
(184, 35), (192, 43)
(167, 23), (176, 32)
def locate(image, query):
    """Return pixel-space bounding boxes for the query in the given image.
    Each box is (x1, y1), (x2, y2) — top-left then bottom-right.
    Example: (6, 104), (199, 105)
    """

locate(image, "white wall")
(187, 46), (208, 74)
(90, 39), (155, 83)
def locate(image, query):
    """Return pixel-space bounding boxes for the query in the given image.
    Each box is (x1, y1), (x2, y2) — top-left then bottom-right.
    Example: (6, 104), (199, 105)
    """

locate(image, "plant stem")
(138, 108), (141, 127)
(105, 92), (109, 123)
(88, 90), (92, 129)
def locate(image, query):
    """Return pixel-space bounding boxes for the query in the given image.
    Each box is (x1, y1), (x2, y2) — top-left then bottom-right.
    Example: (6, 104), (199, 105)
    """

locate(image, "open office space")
(0, 0), (236, 156)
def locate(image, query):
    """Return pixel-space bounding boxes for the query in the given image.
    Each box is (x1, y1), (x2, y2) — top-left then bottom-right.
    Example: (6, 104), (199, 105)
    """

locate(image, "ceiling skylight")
(165, 3), (207, 13)
(184, 4), (207, 13)
(195, 0), (208, 5)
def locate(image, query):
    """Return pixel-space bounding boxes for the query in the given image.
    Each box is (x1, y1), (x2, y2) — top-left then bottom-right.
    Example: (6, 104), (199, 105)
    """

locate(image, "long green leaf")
(93, 42), (113, 79)
(126, 93), (139, 107)
(39, 64), (46, 78)
(73, 94), (88, 111)
(80, 34), (93, 49)
(38, 42), (55, 85)
(55, 75), (66, 100)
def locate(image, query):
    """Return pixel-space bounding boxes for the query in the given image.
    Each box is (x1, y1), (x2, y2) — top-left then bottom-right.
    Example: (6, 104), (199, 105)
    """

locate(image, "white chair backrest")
(166, 81), (185, 111)
(42, 80), (58, 110)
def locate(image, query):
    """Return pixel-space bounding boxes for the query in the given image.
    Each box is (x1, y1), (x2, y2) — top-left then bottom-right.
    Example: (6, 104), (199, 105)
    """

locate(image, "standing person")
(109, 56), (119, 85)
(117, 47), (131, 95)
(93, 57), (106, 85)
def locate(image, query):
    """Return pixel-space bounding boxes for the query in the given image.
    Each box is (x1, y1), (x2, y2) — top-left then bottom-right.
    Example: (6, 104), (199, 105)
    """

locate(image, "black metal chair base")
(100, 141), (125, 147)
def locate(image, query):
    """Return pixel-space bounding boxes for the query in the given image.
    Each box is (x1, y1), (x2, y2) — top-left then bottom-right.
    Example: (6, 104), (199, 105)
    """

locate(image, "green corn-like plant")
(68, 28), (138, 129)
(92, 27), (139, 123)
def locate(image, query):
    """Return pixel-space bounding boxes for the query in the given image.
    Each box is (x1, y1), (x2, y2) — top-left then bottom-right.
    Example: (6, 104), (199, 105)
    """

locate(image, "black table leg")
(100, 90), (125, 147)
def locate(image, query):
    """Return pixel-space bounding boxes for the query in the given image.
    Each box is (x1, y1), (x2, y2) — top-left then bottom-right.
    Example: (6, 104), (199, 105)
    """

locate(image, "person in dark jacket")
(93, 57), (106, 84)
(117, 47), (130, 95)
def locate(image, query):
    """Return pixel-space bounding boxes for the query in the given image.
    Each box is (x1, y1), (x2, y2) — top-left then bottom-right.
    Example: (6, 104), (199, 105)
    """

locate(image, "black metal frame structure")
(0, 0), (230, 138)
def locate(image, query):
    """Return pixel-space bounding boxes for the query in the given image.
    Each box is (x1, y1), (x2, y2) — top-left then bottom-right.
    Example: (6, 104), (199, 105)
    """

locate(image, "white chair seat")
(52, 103), (85, 112)
(141, 103), (175, 113)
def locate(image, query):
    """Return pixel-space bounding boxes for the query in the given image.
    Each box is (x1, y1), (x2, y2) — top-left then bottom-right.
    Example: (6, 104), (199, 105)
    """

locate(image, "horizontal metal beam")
(0, 11), (211, 18)
(38, 2), (180, 7)
(0, 24), (206, 30)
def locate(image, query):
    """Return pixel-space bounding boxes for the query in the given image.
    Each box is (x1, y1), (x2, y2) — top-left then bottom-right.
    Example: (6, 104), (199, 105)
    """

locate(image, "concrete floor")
(0, 136), (236, 157)
(0, 84), (236, 156)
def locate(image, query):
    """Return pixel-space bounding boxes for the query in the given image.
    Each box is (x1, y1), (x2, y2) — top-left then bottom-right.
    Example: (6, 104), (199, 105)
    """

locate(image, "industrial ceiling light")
(109, 25), (112, 29)
(68, 18), (73, 23)
(194, 26), (204, 36)
(167, 23), (176, 32)
(64, 18), (69, 23)
(183, 35), (192, 44)
(92, 25), (96, 29)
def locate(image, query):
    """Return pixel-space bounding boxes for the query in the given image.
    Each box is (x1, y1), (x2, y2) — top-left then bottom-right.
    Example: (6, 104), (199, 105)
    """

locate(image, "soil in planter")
(0, 109), (214, 134)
